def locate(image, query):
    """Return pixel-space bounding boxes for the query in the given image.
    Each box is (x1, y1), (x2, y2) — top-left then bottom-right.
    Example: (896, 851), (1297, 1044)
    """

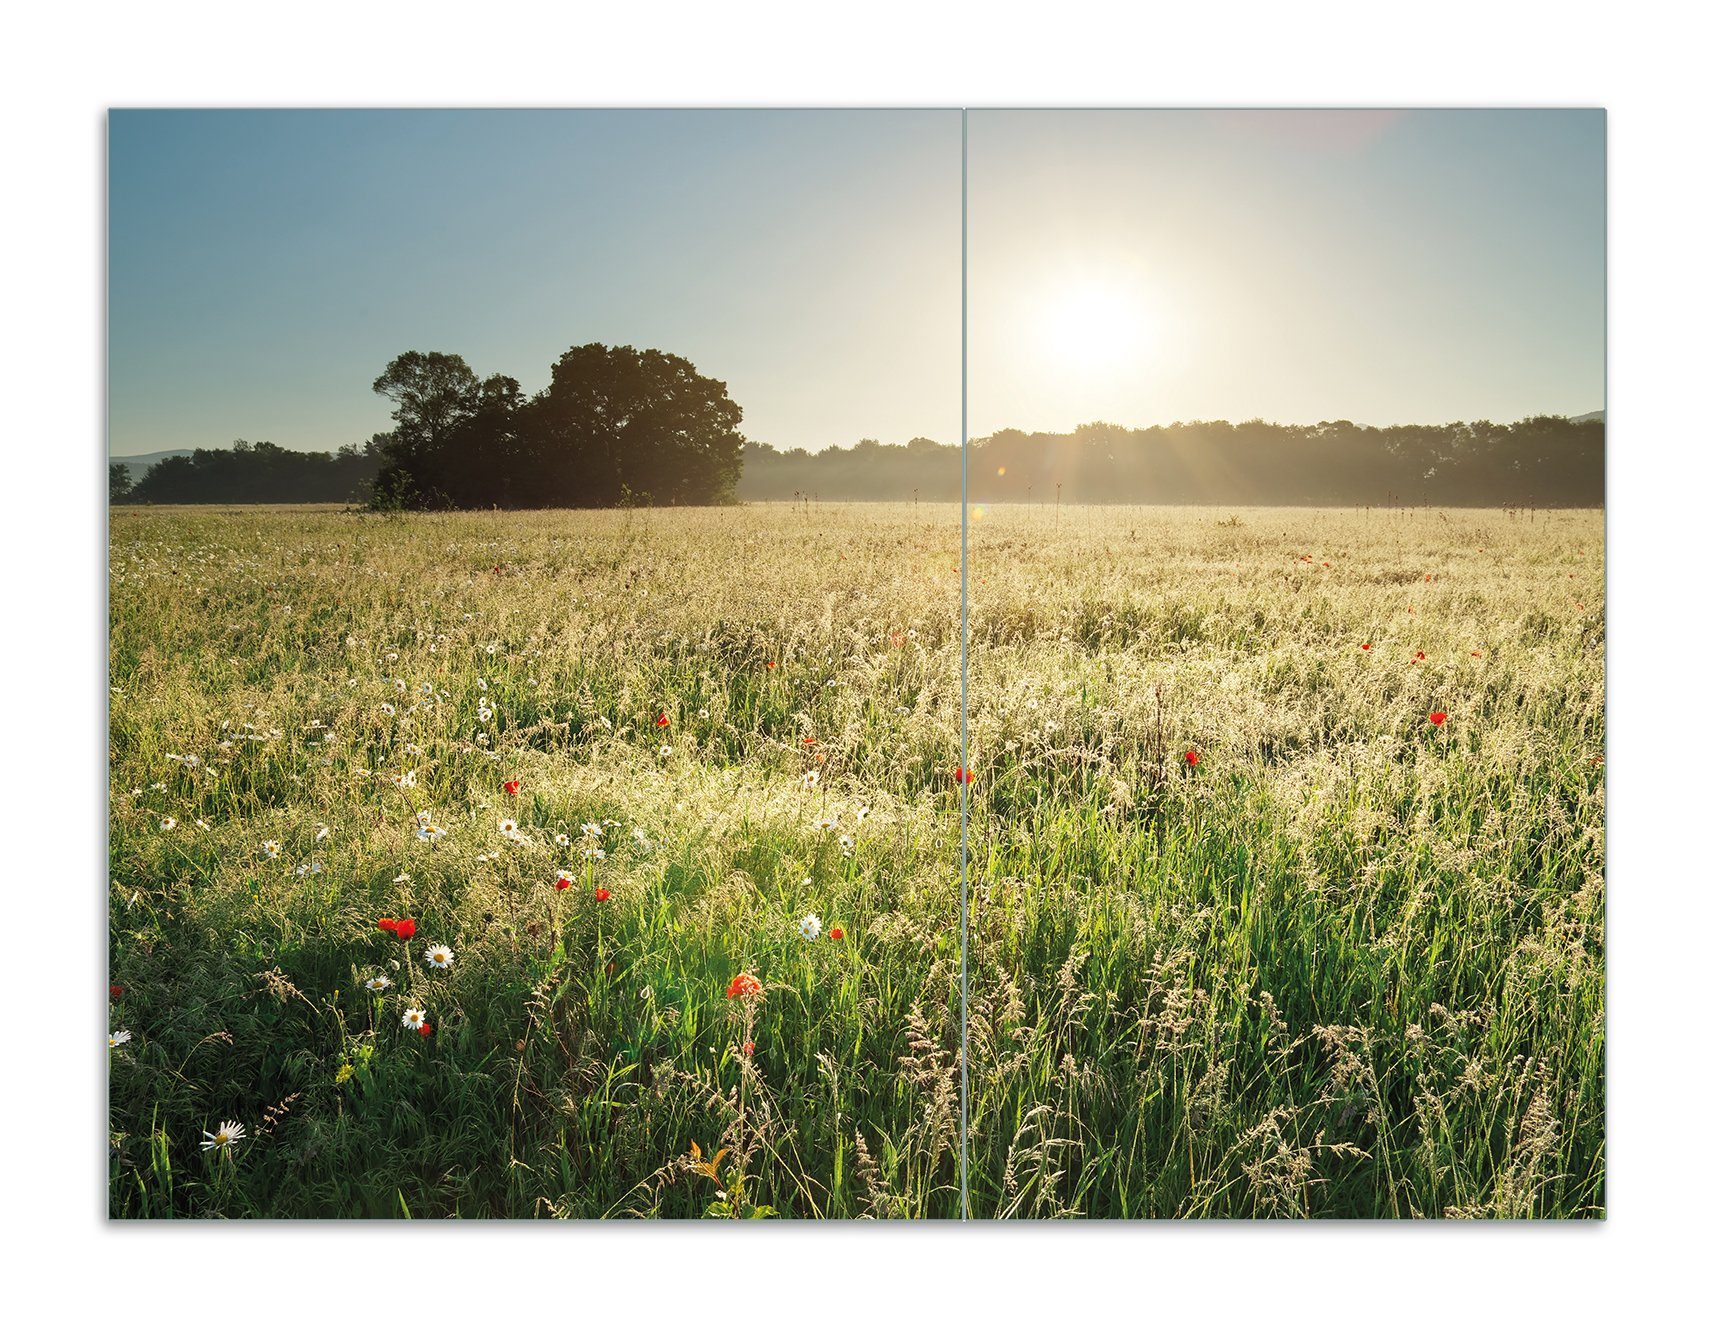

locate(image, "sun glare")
(1041, 282), (1151, 369)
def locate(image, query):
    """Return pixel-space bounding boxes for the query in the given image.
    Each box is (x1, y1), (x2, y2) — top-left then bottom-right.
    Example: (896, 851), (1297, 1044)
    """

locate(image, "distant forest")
(113, 405), (1604, 509)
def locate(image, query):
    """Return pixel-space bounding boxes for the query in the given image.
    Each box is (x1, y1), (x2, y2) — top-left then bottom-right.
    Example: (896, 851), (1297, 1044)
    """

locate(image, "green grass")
(108, 502), (1603, 1218)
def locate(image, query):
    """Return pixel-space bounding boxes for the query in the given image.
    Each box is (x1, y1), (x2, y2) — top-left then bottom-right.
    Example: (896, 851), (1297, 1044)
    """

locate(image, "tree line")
(111, 347), (1603, 508)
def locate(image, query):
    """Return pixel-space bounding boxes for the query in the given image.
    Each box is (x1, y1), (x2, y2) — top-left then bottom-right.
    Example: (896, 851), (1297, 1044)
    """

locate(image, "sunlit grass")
(108, 502), (1602, 1218)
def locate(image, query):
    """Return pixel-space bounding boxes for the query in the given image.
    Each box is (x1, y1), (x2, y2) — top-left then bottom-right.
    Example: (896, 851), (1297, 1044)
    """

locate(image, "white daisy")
(159, 817), (177, 831)
(801, 771), (819, 789)
(364, 976), (392, 992)
(580, 822), (603, 838)
(554, 832), (571, 846)
(261, 839), (281, 858)
(498, 817), (519, 838)
(400, 1006), (428, 1031)
(200, 1120), (246, 1151)
(798, 913), (823, 942)
(109, 1030), (131, 1048)
(423, 943), (455, 970)
(659, 745), (673, 757)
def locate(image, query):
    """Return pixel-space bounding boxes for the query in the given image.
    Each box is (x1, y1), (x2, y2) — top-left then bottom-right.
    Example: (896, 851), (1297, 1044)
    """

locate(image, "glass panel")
(963, 109), (1605, 1218)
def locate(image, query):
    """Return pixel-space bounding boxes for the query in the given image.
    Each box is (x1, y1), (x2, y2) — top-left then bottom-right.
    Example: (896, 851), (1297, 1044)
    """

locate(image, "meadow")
(107, 502), (1604, 1218)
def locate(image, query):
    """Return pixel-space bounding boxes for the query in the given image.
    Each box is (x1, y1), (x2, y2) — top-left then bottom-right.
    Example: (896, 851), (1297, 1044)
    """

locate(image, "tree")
(521, 344), (744, 506)
(371, 344), (746, 509)
(109, 462), (132, 504)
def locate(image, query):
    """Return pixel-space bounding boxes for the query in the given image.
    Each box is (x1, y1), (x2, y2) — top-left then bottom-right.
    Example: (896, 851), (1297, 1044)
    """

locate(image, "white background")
(3, 1), (1710, 1322)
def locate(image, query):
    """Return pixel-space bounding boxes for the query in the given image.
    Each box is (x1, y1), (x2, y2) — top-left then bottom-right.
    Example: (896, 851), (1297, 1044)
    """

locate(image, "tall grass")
(108, 502), (1602, 1218)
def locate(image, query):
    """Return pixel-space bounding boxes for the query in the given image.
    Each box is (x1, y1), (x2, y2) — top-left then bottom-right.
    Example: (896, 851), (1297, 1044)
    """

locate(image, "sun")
(1040, 282), (1151, 370)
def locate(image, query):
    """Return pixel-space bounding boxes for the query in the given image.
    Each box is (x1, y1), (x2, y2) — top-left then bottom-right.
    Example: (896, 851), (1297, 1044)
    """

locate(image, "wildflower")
(726, 973), (763, 1000)
(159, 817), (177, 831)
(656, 713), (670, 728)
(261, 840), (281, 858)
(503, 779), (521, 796)
(1360, 643), (1371, 651)
(364, 976), (392, 992)
(201, 1120), (246, 1151)
(801, 771), (820, 789)
(581, 822), (603, 838)
(742, 1040), (755, 1055)
(401, 1007), (428, 1032)
(393, 871), (411, 884)
(334, 1063), (354, 1085)
(659, 745), (673, 757)
(423, 943), (455, 970)
(109, 1030), (131, 1048)
(817, 813), (838, 831)
(418, 1022), (433, 1038)
(499, 817), (520, 839)
(1429, 711), (1448, 727)
(594, 887), (611, 903)
(1414, 651), (1426, 662)
(315, 825), (331, 842)
(554, 832), (571, 846)
(766, 661), (777, 670)
(109, 984), (124, 999)
(952, 767), (974, 785)
(1185, 750), (1200, 767)
(798, 913), (822, 941)
(583, 844), (607, 861)
(416, 821), (446, 842)
(554, 873), (574, 891)
(829, 927), (844, 941)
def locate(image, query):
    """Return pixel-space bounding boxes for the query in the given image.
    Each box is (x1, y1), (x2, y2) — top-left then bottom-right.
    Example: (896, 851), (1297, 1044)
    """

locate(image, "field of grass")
(108, 502), (1603, 1218)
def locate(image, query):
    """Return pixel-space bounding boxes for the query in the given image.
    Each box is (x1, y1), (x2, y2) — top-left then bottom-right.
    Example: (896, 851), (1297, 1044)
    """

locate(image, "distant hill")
(110, 449), (193, 475)
(1569, 410), (1604, 424)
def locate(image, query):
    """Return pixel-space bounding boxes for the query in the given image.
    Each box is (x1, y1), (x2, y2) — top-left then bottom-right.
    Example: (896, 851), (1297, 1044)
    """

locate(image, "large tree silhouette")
(369, 344), (743, 509)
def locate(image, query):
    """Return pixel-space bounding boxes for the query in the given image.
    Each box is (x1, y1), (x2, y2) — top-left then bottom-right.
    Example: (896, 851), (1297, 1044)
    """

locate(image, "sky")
(109, 109), (1602, 458)
(969, 109), (1605, 434)
(108, 109), (962, 457)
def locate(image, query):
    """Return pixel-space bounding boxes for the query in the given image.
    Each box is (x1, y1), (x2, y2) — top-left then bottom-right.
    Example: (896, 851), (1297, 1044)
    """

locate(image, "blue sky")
(109, 109), (1602, 457)
(109, 109), (962, 457)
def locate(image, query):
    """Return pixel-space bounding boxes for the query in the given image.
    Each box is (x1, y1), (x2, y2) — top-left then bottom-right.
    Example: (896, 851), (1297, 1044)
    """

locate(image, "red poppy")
(742, 1040), (756, 1055)
(503, 779), (521, 796)
(952, 766), (974, 785)
(766, 661), (777, 670)
(1360, 643), (1371, 651)
(1470, 650), (1482, 658)
(1184, 750), (1200, 767)
(829, 927), (844, 941)
(554, 874), (573, 892)
(1429, 711), (1448, 727)
(392, 918), (417, 941)
(418, 1022), (433, 1038)
(656, 713), (670, 727)
(803, 737), (816, 746)
(726, 973), (762, 1000)
(594, 887), (611, 903)
(377, 917), (397, 935)
(109, 984), (124, 999)
(1414, 651), (1426, 661)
